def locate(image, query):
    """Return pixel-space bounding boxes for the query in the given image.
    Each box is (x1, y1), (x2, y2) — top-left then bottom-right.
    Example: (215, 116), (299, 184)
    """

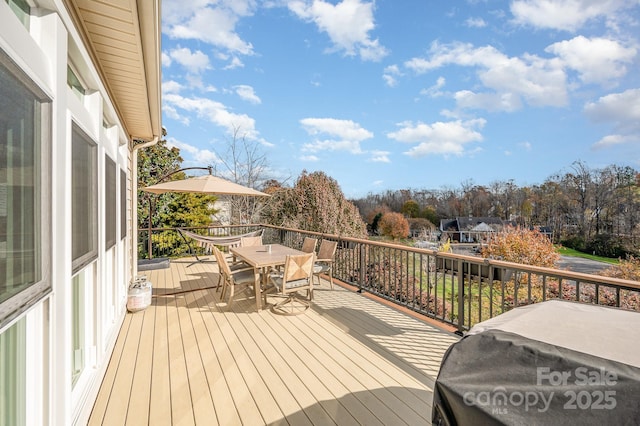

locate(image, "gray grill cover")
(432, 300), (640, 425)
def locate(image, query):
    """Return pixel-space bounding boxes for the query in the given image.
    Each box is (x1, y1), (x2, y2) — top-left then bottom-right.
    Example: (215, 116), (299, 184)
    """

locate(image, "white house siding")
(0, 2), (133, 425)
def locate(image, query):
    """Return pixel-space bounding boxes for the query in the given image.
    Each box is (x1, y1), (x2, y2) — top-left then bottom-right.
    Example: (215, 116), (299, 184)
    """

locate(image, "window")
(71, 124), (97, 274)
(71, 266), (95, 389)
(0, 48), (51, 328)
(67, 66), (85, 100)
(5, 0), (30, 30)
(105, 156), (116, 250)
(120, 169), (126, 240)
(0, 317), (26, 426)
(71, 273), (85, 387)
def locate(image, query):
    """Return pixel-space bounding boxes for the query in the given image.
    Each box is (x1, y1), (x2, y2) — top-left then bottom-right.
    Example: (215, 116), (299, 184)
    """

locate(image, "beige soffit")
(62, 0), (162, 142)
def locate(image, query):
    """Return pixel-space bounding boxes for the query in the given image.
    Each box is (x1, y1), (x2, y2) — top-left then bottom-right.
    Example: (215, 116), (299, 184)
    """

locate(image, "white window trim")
(0, 44), (52, 329)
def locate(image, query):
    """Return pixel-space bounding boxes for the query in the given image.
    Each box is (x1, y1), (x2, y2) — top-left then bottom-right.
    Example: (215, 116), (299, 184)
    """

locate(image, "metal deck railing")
(139, 224), (640, 333)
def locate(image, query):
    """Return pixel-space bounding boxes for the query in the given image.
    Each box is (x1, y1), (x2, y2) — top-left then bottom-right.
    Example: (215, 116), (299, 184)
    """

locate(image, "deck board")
(125, 303), (154, 425)
(148, 270), (172, 426)
(88, 257), (459, 425)
(89, 311), (132, 423)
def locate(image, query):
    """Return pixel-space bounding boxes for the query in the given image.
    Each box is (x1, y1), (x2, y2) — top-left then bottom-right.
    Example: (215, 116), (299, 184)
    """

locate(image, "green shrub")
(560, 235), (586, 252)
(586, 234), (628, 258)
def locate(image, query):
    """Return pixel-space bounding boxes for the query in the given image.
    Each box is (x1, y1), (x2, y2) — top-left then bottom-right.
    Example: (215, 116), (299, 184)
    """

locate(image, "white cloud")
(162, 104), (189, 125)
(584, 89), (640, 136)
(164, 93), (262, 141)
(406, 42), (568, 111)
(585, 88), (640, 148)
(454, 90), (522, 112)
(162, 0), (211, 26)
(166, 137), (220, 164)
(465, 17), (487, 28)
(161, 52), (172, 67)
(163, 1), (255, 55)
(300, 155), (320, 161)
(234, 85), (262, 104)
(591, 134), (638, 149)
(387, 118), (486, 157)
(519, 141), (532, 151)
(300, 117), (373, 140)
(162, 80), (184, 94)
(289, 0), (388, 61)
(369, 150), (391, 162)
(224, 57), (245, 69)
(300, 117), (373, 153)
(546, 36), (637, 85)
(420, 76), (447, 98)
(405, 42), (505, 72)
(510, 0), (634, 32)
(383, 64), (402, 87)
(167, 47), (211, 73)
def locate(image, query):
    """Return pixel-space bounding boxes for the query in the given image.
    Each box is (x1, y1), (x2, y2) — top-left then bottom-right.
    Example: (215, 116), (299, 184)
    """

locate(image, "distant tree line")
(352, 161), (640, 257)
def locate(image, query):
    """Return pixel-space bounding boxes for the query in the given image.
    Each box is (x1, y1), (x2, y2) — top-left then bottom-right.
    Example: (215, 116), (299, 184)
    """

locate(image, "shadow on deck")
(89, 257), (459, 425)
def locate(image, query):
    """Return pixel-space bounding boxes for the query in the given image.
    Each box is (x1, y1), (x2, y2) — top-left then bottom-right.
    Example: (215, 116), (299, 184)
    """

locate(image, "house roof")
(440, 217), (514, 232)
(63, 0), (162, 142)
(439, 219), (458, 231)
(470, 222), (495, 232)
(456, 217), (505, 231)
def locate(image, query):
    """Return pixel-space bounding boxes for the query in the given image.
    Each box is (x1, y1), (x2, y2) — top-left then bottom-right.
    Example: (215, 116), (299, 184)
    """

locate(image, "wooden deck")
(88, 257), (459, 425)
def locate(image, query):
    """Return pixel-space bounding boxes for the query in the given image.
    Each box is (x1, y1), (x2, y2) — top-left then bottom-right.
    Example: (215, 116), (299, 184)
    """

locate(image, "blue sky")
(160, 0), (640, 198)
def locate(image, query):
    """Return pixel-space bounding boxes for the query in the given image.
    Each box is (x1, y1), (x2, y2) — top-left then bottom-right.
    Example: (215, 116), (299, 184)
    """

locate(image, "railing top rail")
(139, 224), (262, 232)
(259, 224), (640, 291)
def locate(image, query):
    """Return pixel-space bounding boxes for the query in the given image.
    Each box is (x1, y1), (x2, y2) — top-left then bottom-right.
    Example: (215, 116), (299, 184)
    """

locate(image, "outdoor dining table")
(229, 244), (305, 310)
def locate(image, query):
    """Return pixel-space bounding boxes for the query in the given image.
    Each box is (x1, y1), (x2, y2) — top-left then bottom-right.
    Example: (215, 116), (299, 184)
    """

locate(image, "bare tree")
(210, 125), (272, 224)
(563, 160), (593, 239)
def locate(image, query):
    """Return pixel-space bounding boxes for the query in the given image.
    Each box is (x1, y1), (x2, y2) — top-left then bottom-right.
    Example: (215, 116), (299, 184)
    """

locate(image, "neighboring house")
(212, 199), (232, 227)
(532, 225), (554, 239)
(439, 217), (516, 243)
(0, 1), (161, 425)
(408, 217), (439, 240)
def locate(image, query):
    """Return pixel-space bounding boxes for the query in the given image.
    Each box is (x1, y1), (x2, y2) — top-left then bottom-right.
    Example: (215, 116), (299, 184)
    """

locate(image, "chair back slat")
(284, 253), (315, 282)
(317, 240), (337, 261)
(301, 237), (317, 253)
(213, 246), (231, 277)
(240, 235), (263, 247)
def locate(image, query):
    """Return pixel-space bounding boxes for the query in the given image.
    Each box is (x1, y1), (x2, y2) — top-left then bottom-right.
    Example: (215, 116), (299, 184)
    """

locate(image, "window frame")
(104, 155), (116, 250)
(0, 47), (52, 329)
(5, 0), (30, 30)
(120, 169), (127, 241)
(71, 123), (98, 274)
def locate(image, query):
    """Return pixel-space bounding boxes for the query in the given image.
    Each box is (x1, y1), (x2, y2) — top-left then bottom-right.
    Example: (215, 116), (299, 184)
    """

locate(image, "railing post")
(358, 242), (366, 293)
(147, 224), (153, 259)
(457, 258), (464, 334)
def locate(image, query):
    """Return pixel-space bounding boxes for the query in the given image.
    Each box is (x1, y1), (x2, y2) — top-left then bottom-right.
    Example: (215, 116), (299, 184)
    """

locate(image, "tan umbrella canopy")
(142, 174), (270, 197)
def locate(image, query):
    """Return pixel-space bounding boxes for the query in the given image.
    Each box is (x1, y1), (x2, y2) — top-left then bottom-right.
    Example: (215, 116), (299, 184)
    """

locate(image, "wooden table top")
(230, 244), (306, 269)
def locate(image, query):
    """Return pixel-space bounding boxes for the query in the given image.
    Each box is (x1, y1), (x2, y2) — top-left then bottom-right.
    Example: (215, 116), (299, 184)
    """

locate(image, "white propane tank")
(127, 275), (152, 313)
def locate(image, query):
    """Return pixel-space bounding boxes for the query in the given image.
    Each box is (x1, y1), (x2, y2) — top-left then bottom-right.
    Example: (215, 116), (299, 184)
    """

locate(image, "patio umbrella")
(142, 174), (270, 197)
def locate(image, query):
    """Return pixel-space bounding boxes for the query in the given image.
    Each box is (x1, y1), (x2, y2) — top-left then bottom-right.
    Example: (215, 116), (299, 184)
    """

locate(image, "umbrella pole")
(148, 196), (153, 259)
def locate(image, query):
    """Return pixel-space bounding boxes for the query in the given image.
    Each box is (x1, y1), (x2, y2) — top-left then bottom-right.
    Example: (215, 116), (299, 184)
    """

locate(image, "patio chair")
(268, 253), (315, 315)
(213, 246), (257, 309)
(313, 239), (337, 289)
(177, 228), (263, 267)
(301, 237), (318, 253)
(212, 247), (252, 291)
(240, 235), (263, 247)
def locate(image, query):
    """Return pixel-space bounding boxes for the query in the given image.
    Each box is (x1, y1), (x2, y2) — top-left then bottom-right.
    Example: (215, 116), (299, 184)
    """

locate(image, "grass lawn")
(556, 246), (619, 264)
